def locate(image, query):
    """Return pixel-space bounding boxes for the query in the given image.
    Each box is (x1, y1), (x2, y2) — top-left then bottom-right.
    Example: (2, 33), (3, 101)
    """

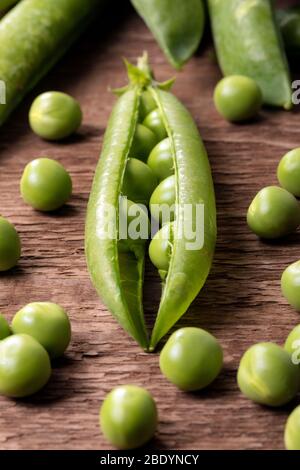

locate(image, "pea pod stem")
(207, 0), (292, 110)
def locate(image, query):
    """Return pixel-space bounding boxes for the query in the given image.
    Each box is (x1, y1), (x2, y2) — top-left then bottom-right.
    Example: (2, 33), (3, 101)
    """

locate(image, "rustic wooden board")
(0, 1), (299, 451)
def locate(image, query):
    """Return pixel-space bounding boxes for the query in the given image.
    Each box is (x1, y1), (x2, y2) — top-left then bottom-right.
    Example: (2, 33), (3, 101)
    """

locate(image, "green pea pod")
(130, 0), (205, 69)
(276, 7), (300, 61)
(0, 0), (106, 126)
(85, 54), (216, 350)
(207, 0), (292, 110)
(0, 0), (19, 11)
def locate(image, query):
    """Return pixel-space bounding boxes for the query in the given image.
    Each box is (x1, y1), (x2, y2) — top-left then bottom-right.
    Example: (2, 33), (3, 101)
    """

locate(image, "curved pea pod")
(85, 87), (149, 350)
(207, 0), (292, 110)
(149, 89), (216, 350)
(0, 0), (106, 126)
(131, 0), (205, 69)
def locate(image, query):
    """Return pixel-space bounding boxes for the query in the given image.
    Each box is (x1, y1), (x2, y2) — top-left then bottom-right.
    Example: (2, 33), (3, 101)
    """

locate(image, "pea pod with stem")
(130, 0), (205, 69)
(0, 0), (107, 126)
(207, 0), (292, 109)
(85, 54), (216, 351)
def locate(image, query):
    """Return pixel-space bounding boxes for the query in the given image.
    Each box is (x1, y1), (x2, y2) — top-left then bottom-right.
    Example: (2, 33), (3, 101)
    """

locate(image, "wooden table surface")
(0, 1), (299, 451)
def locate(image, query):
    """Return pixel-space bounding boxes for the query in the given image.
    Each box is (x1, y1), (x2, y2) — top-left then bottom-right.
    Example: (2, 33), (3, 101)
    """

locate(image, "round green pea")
(149, 223), (173, 276)
(122, 158), (157, 205)
(284, 325), (300, 366)
(118, 198), (150, 253)
(237, 342), (300, 407)
(29, 91), (82, 141)
(20, 158), (72, 211)
(0, 314), (11, 340)
(143, 108), (168, 142)
(0, 334), (51, 397)
(214, 75), (262, 122)
(147, 138), (174, 181)
(150, 175), (176, 223)
(285, 405), (300, 450)
(281, 261), (300, 311)
(100, 385), (158, 449)
(160, 328), (223, 391)
(0, 216), (21, 271)
(277, 148), (300, 197)
(247, 186), (300, 239)
(11, 302), (71, 359)
(129, 124), (158, 162)
(139, 90), (157, 121)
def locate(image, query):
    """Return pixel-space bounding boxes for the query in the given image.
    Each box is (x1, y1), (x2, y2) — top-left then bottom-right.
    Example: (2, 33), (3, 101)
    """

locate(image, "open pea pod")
(131, 0), (205, 69)
(0, 0), (106, 126)
(85, 54), (216, 351)
(207, 0), (292, 109)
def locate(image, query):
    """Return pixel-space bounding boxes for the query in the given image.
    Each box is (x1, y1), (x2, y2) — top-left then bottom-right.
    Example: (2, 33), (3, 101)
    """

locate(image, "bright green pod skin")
(147, 138), (174, 181)
(207, 0), (292, 109)
(150, 175), (176, 223)
(131, 0), (205, 69)
(29, 91), (82, 141)
(20, 158), (72, 212)
(281, 261), (300, 312)
(0, 0), (105, 126)
(100, 385), (158, 450)
(0, 314), (11, 340)
(284, 325), (300, 367)
(285, 405), (300, 450)
(143, 109), (168, 142)
(11, 302), (71, 359)
(237, 342), (300, 407)
(0, 216), (21, 271)
(129, 123), (158, 162)
(122, 158), (157, 205)
(277, 148), (300, 197)
(277, 7), (300, 61)
(85, 56), (216, 351)
(247, 186), (300, 239)
(0, 334), (51, 398)
(214, 75), (262, 122)
(160, 327), (223, 391)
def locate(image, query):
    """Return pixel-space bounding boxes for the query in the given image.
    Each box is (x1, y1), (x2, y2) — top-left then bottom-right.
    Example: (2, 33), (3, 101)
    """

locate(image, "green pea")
(281, 261), (300, 312)
(122, 158), (158, 205)
(0, 216), (21, 271)
(284, 325), (300, 366)
(277, 148), (300, 197)
(139, 90), (157, 121)
(160, 327), (223, 391)
(237, 342), (300, 407)
(149, 223), (173, 277)
(129, 123), (158, 162)
(147, 138), (174, 181)
(0, 314), (11, 340)
(20, 157), (72, 212)
(0, 334), (51, 398)
(150, 175), (176, 223)
(247, 186), (300, 239)
(285, 405), (300, 450)
(143, 108), (168, 141)
(100, 385), (158, 449)
(214, 75), (262, 122)
(29, 91), (82, 141)
(118, 198), (150, 253)
(11, 302), (71, 359)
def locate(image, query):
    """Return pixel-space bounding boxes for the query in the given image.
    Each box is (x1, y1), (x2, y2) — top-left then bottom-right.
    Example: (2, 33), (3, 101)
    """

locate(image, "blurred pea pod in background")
(0, 0), (19, 11)
(130, 0), (206, 69)
(207, 0), (292, 109)
(277, 6), (300, 61)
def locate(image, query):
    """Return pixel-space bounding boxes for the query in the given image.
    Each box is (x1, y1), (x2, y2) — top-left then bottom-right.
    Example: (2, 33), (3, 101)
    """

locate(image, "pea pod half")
(0, 0), (107, 126)
(85, 54), (216, 350)
(207, 0), (292, 109)
(131, 0), (205, 69)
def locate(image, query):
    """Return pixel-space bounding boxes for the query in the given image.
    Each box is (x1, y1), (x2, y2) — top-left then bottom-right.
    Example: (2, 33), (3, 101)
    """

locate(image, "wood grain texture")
(0, 0), (299, 451)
